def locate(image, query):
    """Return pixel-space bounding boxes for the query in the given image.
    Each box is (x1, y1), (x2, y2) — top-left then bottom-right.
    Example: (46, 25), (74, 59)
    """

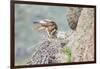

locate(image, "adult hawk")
(33, 19), (58, 38)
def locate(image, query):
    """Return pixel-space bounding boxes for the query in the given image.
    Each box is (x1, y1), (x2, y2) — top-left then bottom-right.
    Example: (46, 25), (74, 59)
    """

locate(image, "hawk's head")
(32, 19), (58, 38)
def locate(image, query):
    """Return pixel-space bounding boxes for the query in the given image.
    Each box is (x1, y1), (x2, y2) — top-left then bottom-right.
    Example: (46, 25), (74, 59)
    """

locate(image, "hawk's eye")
(49, 21), (55, 25)
(47, 22), (53, 26)
(51, 21), (55, 23)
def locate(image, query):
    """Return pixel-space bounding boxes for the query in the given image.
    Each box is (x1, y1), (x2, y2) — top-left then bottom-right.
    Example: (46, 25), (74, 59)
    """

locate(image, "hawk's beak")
(32, 21), (45, 31)
(38, 26), (45, 31)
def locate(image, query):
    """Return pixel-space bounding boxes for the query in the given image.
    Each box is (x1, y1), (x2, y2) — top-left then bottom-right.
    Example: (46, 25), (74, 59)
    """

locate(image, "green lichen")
(61, 47), (72, 62)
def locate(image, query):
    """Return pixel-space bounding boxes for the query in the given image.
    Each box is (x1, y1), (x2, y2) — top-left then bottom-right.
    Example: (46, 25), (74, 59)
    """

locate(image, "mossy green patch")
(61, 47), (72, 62)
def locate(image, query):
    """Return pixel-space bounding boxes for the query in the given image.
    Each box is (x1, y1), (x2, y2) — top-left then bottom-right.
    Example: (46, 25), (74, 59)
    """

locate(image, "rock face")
(26, 7), (95, 64)
(67, 7), (82, 30)
(67, 8), (95, 62)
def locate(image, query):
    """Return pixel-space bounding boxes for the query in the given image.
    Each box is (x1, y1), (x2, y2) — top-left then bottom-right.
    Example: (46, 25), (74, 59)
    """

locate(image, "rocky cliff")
(68, 8), (95, 62)
(26, 7), (95, 65)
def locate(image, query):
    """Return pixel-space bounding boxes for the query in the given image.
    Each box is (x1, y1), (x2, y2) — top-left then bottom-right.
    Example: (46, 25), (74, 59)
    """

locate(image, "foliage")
(61, 47), (72, 62)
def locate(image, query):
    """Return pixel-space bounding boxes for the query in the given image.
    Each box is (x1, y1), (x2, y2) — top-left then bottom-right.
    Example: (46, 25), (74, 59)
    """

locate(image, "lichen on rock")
(67, 8), (95, 62)
(26, 39), (69, 65)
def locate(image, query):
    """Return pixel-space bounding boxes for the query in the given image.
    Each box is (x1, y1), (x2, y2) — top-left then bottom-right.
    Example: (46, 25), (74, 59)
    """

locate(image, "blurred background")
(15, 4), (70, 65)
